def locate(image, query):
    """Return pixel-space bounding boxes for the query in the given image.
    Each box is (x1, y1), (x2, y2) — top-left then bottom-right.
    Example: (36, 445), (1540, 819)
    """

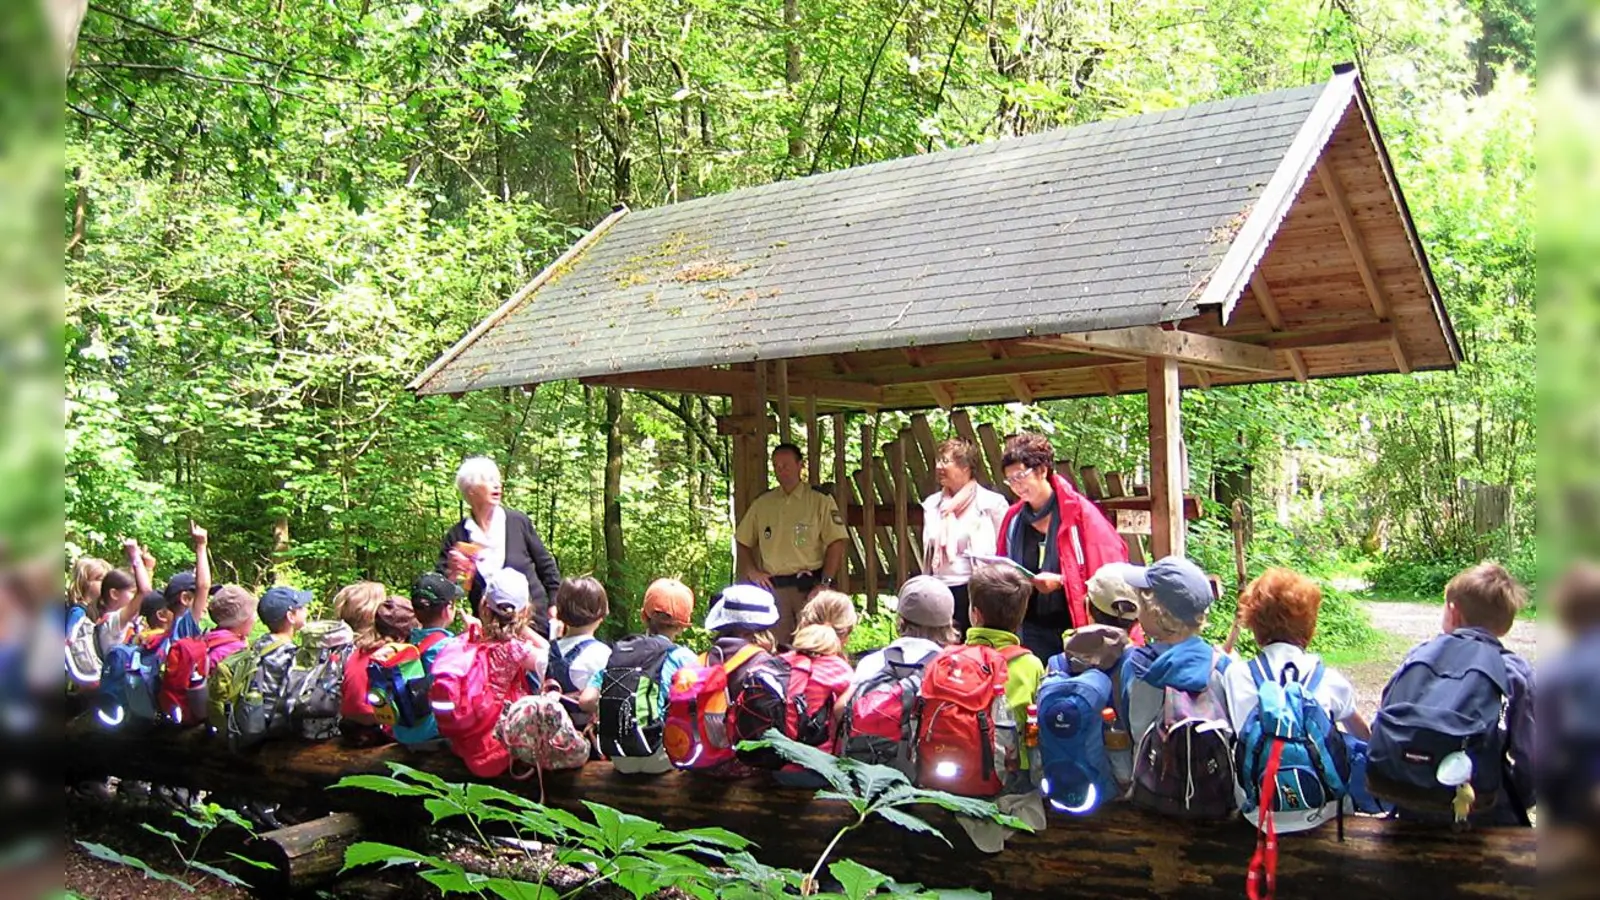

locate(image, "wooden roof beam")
(1096, 368), (1120, 397)
(927, 382), (955, 410)
(1250, 272), (1309, 383)
(1189, 367), (1213, 389)
(1029, 326), (1278, 374)
(581, 368), (883, 407)
(1006, 375), (1036, 404)
(834, 350), (1129, 387)
(1316, 159), (1410, 373)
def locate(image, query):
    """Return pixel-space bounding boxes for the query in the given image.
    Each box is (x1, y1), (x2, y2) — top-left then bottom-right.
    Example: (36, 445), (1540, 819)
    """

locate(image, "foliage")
(75, 801), (273, 892)
(62, 0), (1534, 606)
(334, 744), (1004, 898)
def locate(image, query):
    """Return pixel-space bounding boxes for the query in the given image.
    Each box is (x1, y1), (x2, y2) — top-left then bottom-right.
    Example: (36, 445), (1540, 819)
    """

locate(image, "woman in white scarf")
(920, 437), (1009, 635)
(439, 456), (562, 637)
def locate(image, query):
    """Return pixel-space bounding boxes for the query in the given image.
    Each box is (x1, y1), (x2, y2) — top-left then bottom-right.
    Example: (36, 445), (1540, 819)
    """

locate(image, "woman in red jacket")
(995, 433), (1129, 659)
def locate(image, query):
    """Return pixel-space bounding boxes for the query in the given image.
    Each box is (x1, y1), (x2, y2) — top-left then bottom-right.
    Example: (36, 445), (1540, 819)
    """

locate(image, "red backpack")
(838, 647), (926, 774)
(159, 630), (246, 727)
(913, 643), (1030, 797)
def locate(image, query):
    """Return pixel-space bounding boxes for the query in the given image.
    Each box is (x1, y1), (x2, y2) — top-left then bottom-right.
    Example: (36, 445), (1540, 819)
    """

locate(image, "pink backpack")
(427, 639), (509, 777)
(778, 651), (852, 752)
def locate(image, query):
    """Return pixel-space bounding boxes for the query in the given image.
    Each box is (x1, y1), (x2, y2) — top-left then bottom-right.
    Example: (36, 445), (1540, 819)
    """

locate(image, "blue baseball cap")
(259, 585), (313, 628)
(1123, 556), (1214, 626)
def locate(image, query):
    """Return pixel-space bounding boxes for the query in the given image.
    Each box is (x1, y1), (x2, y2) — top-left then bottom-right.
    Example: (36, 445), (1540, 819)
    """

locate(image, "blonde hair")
(70, 557), (113, 612)
(1137, 588), (1204, 644)
(722, 626), (777, 654)
(791, 624), (844, 656)
(333, 581), (388, 649)
(797, 590), (857, 648)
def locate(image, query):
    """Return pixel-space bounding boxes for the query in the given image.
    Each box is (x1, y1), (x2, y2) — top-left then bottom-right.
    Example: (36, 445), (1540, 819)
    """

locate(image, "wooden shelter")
(410, 65), (1458, 595)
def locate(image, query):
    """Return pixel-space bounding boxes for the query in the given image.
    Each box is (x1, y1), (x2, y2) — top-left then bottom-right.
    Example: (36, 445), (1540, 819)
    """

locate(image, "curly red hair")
(1239, 568), (1322, 648)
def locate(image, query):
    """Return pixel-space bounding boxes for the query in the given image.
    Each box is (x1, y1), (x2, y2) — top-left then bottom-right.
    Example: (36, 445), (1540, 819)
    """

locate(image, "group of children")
(66, 525), (1535, 867)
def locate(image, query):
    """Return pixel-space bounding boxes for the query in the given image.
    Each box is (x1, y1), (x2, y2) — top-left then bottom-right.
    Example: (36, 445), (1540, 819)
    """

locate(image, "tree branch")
(848, 0), (914, 167)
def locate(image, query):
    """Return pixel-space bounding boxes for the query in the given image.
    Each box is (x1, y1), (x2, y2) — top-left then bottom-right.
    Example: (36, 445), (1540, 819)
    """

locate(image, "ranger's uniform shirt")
(735, 485), (848, 575)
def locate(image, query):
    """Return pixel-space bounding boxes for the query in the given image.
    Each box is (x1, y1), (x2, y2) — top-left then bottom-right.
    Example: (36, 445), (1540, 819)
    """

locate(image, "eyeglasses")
(1003, 468), (1038, 486)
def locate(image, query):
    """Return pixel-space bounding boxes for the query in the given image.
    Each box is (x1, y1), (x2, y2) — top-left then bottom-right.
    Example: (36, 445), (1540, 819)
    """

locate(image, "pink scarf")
(930, 480), (979, 574)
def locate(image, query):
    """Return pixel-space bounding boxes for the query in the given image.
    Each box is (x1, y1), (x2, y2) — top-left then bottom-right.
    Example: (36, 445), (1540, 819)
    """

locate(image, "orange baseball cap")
(641, 578), (694, 627)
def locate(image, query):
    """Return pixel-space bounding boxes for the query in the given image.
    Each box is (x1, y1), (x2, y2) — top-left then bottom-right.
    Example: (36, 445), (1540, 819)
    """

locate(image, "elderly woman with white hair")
(438, 456), (562, 638)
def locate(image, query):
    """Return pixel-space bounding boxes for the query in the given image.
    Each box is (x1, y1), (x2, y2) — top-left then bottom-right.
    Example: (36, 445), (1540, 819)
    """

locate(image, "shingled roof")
(413, 68), (1457, 406)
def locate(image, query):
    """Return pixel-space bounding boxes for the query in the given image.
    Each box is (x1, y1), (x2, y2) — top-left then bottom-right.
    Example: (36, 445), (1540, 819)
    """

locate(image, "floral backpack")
(500, 693), (590, 798)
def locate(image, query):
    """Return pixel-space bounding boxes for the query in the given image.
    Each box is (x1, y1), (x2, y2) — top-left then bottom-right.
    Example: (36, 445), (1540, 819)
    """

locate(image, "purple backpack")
(1129, 680), (1237, 819)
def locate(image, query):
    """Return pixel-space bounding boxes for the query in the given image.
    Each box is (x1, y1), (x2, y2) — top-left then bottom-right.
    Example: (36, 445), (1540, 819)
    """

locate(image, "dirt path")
(1341, 600), (1540, 722)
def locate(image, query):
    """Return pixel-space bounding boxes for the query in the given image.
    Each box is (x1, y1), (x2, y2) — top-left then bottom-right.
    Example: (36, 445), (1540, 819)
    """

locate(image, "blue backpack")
(96, 634), (166, 730)
(1366, 630), (1510, 819)
(1036, 656), (1119, 814)
(1236, 658), (1350, 819)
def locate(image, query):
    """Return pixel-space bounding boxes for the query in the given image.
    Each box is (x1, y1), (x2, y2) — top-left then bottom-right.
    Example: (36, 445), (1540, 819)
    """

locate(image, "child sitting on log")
(548, 577), (613, 728)
(1369, 562), (1533, 827)
(581, 578), (700, 774)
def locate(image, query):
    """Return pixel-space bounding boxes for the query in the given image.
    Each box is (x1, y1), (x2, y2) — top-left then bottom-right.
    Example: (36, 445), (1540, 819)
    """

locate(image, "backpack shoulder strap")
(721, 644), (764, 678)
(1045, 652), (1070, 677)
(1248, 655), (1269, 689)
(999, 644), (1031, 663)
(562, 637), (597, 664)
(418, 631), (450, 654)
(1304, 660), (1326, 695)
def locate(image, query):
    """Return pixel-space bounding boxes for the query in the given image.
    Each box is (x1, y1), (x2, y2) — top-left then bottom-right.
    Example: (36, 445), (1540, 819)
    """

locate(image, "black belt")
(770, 571), (818, 588)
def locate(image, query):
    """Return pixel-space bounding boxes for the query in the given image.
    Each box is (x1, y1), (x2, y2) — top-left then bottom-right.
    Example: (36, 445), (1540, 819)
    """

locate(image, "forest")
(63, 0), (1536, 630)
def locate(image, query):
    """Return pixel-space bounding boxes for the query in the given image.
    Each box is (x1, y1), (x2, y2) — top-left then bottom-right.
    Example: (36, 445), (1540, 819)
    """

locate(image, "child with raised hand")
(1370, 562), (1532, 827)
(155, 522), (215, 641)
(581, 578), (700, 774)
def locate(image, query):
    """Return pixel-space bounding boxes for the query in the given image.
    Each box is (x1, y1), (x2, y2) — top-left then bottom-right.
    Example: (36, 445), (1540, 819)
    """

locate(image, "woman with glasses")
(920, 437), (1011, 635)
(994, 433), (1129, 659)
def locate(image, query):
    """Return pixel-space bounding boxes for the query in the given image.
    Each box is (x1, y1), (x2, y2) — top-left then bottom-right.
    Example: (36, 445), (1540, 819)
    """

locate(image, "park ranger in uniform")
(736, 442), (848, 646)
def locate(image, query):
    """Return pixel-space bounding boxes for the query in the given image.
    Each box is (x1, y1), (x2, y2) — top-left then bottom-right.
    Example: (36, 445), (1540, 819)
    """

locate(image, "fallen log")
(246, 812), (364, 895)
(65, 717), (1534, 899)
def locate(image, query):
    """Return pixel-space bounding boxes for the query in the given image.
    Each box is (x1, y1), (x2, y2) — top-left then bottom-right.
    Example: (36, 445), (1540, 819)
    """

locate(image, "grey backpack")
(291, 620), (355, 741)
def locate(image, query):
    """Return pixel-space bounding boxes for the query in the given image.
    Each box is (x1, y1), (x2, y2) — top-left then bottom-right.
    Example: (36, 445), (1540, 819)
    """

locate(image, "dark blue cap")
(259, 585), (313, 628)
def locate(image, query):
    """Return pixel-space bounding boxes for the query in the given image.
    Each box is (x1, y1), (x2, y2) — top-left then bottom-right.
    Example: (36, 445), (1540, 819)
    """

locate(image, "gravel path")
(1340, 600), (1540, 721)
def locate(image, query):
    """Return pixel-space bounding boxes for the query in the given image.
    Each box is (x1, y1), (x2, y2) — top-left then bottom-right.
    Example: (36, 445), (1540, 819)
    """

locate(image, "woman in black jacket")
(438, 456), (562, 637)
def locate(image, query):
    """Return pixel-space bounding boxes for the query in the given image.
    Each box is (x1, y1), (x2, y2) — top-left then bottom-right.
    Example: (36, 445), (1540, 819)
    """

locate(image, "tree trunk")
(784, 0), (806, 165)
(602, 386), (626, 601)
(65, 721), (1537, 900)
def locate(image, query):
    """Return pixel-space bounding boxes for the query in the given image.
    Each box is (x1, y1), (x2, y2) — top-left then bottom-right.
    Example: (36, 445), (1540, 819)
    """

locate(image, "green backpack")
(208, 634), (297, 752)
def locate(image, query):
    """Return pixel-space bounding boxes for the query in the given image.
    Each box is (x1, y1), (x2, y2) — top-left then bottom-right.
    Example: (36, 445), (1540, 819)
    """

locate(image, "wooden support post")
(909, 415), (940, 495)
(730, 369), (764, 579)
(805, 395), (819, 480)
(776, 360), (791, 443)
(862, 418), (878, 612)
(833, 413), (850, 593)
(892, 438), (910, 589)
(1147, 357), (1184, 558)
(247, 813), (364, 895)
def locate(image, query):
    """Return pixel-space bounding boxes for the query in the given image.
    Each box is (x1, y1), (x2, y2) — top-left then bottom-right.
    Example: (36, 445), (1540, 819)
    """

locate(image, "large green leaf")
(736, 731), (856, 794)
(829, 858), (891, 900)
(340, 841), (432, 873)
(75, 841), (194, 891)
(871, 808), (951, 847)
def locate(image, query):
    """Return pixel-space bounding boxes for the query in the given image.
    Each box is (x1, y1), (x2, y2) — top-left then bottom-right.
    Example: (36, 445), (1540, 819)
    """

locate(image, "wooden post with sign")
(1147, 356), (1184, 558)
